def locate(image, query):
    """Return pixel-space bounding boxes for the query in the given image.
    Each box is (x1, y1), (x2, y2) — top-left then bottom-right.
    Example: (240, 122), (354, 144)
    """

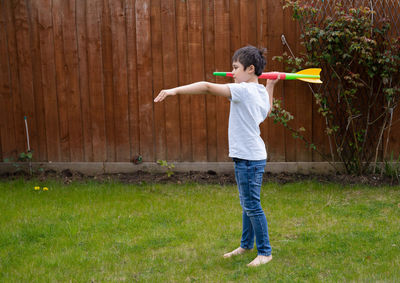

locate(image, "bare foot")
(247, 255), (272, 267)
(223, 247), (252, 258)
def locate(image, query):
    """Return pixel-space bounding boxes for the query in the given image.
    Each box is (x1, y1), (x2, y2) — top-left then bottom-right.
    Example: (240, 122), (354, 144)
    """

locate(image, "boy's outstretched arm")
(154, 82), (231, 103)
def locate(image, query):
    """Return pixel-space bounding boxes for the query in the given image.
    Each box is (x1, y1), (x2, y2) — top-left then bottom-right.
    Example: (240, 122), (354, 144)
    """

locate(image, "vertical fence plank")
(239, 0), (248, 44)
(136, 0), (154, 161)
(176, 0), (192, 161)
(14, 0), (39, 158)
(86, 0), (107, 161)
(160, 0), (180, 161)
(0, 127), (2, 161)
(5, 0), (26, 160)
(151, 0), (166, 161)
(266, 0), (285, 161)
(294, 17), (316, 163)
(308, 2), (333, 163)
(76, 0), (93, 161)
(247, 0), (257, 46)
(27, 1), (47, 161)
(101, 0), (116, 162)
(215, 0), (231, 162)
(240, 0), (257, 46)
(0, 2), (8, 160)
(125, 0), (140, 160)
(0, 118), (3, 160)
(110, 0), (130, 161)
(282, 5), (298, 162)
(188, 0), (207, 161)
(61, 0), (84, 161)
(230, 0), (240, 53)
(0, 0), (17, 161)
(204, 0), (217, 162)
(53, 0), (71, 161)
(32, 3), (48, 160)
(38, 0), (61, 161)
(295, 79), (313, 161)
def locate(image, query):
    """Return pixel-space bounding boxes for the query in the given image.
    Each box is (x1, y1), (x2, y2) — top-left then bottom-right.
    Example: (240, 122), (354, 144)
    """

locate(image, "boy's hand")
(154, 89), (177, 102)
(266, 73), (281, 87)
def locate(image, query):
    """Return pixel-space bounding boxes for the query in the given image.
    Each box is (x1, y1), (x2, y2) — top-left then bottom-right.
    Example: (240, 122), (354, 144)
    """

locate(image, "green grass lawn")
(0, 178), (399, 282)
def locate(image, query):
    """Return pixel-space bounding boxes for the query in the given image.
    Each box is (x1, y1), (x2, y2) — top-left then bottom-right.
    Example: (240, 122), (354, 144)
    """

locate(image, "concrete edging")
(0, 161), (345, 175)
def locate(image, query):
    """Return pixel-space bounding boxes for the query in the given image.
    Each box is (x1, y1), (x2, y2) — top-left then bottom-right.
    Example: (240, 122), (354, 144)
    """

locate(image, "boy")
(154, 46), (280, 267)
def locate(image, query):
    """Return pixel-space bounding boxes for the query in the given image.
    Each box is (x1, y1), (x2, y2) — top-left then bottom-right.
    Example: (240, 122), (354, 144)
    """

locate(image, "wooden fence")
(0, 0), (399, 163)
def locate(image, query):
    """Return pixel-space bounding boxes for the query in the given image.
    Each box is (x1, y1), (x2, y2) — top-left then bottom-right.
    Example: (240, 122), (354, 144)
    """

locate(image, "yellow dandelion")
(34, 186), (40, 191)
(43, 187), (49, 191)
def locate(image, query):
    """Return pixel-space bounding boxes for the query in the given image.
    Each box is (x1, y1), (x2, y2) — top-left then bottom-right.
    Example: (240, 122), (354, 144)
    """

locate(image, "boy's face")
(231, 61), (256, 83)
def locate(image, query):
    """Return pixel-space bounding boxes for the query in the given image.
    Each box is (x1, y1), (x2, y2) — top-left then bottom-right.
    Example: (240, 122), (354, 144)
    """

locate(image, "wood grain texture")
(0, 0), (17, 160)
(60, 0), (84, 161)
(76, 0), (94, 161)
(136, 0), (154, 161)
(53, 0), (71, 161)
(151, 0), (166, 161)
(188, 0), (207, 161)
(203, 0), (217, 162)
(38, 0), (61, 161)
(101, 0), (116, 162)
(176, 0), (192, 161)
(110, 0), (130, 161)
(86, 0), (107, 161)
(266, 0), (285, 162)
(1, 0), (398, 163)
(215, 0), (230, 162)
(160, 0), (181, 161)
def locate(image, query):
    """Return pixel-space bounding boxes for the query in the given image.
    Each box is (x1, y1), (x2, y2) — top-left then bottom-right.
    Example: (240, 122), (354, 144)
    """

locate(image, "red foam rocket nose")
(259, 72), (285, 80)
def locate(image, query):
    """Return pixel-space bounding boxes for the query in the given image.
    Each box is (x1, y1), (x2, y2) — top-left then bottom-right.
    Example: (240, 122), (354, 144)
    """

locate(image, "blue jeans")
(233, 158), (271, 256)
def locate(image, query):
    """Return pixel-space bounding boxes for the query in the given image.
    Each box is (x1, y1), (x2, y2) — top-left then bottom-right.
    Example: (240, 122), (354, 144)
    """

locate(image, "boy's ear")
(246, 64), (255, 74)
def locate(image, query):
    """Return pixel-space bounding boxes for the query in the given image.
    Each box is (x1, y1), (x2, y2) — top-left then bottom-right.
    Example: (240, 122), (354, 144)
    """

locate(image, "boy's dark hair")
(232, 46), (267, 76)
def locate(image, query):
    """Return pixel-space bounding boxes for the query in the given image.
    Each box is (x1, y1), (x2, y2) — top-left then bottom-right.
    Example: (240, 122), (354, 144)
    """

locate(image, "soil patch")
(1, 169), (399, 187)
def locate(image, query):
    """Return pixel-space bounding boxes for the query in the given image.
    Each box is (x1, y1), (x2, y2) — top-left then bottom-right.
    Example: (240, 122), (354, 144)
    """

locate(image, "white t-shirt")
(227, 82), (270, 160)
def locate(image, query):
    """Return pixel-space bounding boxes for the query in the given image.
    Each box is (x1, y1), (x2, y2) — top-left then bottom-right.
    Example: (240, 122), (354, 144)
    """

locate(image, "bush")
(275, 1), (400, 174)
